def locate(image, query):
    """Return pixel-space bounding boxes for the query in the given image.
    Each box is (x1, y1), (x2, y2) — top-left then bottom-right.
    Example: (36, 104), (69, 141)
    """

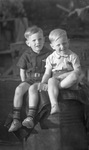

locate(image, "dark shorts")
(24, 77), (42, 85)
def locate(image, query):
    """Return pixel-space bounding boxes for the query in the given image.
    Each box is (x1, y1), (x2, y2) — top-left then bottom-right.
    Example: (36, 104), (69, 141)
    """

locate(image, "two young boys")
(9, 27), (82, 131)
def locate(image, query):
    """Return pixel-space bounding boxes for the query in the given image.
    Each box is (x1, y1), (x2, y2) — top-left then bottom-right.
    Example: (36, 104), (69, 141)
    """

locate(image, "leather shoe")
(8, 120), (21, 132)
(22, 117), (34, 129)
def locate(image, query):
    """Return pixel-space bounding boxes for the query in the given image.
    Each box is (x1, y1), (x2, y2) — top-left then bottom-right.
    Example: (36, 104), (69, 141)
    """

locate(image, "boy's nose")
(36, 40), (39, 44)
(60, 44), (64, 49)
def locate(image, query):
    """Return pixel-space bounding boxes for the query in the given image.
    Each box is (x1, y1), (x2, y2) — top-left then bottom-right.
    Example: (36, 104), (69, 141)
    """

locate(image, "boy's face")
(27, 32), (45, 53)
(50, 36), (69, 54)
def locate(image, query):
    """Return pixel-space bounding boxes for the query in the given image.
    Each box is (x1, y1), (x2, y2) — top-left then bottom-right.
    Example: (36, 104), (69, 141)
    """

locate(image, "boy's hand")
(38, 83), (48, 92)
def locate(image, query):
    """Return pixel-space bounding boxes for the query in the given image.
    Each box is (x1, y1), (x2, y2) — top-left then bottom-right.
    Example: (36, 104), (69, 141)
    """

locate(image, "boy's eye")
(32, 38), (42, 42)
(58, 43), (67, 46)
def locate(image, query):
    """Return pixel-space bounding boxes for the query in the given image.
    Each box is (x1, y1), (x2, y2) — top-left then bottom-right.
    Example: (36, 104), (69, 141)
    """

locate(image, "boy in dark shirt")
(8, 25), (51, 132)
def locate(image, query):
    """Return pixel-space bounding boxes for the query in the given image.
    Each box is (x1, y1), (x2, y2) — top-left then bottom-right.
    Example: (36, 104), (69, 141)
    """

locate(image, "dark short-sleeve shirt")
(17, 46), (51, 77)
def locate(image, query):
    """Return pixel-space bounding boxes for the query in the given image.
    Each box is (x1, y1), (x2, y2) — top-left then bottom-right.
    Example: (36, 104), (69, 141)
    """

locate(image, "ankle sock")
(13, 107), (21, 120)
(27, 107), (37, 119)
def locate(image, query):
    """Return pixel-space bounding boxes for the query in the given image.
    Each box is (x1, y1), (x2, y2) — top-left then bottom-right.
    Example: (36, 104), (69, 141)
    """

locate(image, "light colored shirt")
(45, 50), (81, 76)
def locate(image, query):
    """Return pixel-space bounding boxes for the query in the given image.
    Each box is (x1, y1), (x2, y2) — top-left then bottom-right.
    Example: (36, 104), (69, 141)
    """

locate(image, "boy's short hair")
(49, 28), (67, 43)
(24, 25), (43, 39)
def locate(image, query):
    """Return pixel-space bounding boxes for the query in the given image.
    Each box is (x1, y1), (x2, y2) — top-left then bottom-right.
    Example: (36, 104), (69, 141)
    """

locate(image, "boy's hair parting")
(24, 25), (43, 39)
(49, 28), (67, 43)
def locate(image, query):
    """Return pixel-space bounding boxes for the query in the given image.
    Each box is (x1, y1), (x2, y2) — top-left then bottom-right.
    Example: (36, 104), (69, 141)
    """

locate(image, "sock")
(13, 107), (21, 121)
(27, 107), (37, 119)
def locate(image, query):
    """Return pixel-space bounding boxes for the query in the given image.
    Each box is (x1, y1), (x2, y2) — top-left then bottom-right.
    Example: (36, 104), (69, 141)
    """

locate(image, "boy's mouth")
(36, 45), (40, 47)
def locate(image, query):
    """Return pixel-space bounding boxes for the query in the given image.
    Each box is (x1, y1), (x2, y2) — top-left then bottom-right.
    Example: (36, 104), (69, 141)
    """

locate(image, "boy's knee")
(48, 77), (54, 84)
(70, 72), (79, 82)
(15, 85), (23, 95)
(15, 86), (20, 93)
(48, 77), (58, 86)
(29, 83), (38, 93)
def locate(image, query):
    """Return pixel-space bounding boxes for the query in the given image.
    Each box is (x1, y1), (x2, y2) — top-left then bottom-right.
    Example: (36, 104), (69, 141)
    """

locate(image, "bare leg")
(60, 72), (79, 89)
(28, 83), (39, 108)
(14, 82), (30, 107)
(22, 83), (40, 128)
(48, 77), (60, 114)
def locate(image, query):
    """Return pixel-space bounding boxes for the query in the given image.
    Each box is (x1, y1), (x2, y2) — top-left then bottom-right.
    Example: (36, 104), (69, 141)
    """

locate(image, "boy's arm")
(20, 68), (26, 82)
(72, 54), (82, 75)
(56, 66), (82, 81)
(73, 65), (81, 74)
(41, 68), (52, 83)
(56, 71), (72, 80)
(58, 54), (82, 80)
(38, 68), (52, 91)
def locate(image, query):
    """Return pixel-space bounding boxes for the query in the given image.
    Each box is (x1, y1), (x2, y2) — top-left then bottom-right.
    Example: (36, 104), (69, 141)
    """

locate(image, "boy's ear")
(26, 40), (30, 47)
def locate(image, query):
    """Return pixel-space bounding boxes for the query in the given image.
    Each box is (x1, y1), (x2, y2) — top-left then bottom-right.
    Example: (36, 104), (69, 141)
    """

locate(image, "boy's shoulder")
(45, 51), (55, 60)
(21, 47), (33, 55)
(47, 50), (56, 57)
(18, 47), (33, 61)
